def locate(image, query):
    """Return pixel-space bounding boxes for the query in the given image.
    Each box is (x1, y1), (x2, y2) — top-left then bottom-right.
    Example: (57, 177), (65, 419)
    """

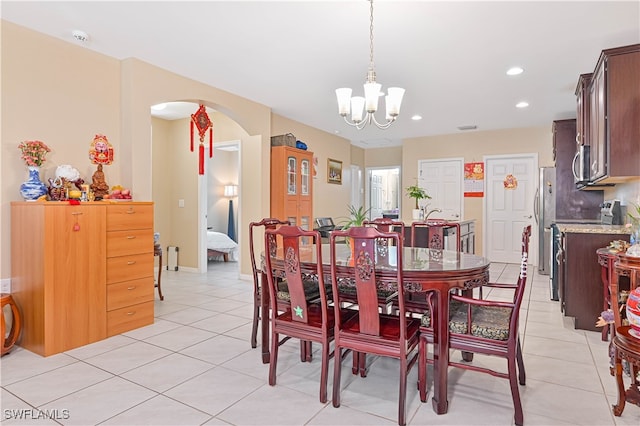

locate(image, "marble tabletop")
(554, 223), (631, 234)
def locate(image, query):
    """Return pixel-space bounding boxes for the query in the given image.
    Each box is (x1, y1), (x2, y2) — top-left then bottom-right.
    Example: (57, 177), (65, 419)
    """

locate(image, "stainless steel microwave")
(572, 145), (590, 184)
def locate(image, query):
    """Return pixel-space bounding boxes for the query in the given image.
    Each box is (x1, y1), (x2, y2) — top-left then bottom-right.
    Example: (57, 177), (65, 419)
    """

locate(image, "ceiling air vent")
(457, 125), (478, 131)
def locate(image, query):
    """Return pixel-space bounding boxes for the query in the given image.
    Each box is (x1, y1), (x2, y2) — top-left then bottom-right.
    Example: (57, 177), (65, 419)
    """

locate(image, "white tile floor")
(2, 261), (640, 425)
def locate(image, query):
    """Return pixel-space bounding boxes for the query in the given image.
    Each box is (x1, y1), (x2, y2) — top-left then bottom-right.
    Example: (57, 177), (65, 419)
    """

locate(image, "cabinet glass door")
(301, 159), (310, 196)
(287, 156), (297, 195)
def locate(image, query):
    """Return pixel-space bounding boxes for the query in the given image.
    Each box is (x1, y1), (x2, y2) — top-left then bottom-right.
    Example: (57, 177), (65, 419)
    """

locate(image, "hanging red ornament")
(199, 144), (205, 175)
(190, 121), (194, 152)
(190, 104), (214, 175)
(209, 127), (213, 158)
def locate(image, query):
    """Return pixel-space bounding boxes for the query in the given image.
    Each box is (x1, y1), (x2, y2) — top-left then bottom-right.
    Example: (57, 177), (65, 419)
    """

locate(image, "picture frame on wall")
(327, 158), (342, 184)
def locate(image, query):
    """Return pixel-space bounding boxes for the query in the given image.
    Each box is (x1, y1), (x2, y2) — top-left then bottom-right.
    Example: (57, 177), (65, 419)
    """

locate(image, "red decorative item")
(89, 134), (114, 165)
(190, 104), (214, 175)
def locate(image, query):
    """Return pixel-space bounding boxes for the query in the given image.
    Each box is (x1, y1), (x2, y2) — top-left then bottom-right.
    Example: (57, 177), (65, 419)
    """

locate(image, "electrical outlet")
(1, 278), (11, 293)
(178, 199), (185, 208)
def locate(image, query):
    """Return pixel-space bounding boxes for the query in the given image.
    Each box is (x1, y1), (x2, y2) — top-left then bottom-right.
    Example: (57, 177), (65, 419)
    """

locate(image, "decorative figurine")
(90, 164), (109, 200)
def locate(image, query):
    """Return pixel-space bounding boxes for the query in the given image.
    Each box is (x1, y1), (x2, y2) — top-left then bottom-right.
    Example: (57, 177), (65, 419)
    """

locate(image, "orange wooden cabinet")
(105, 203), (155, 336)
(10, 202), (154, 356)
(270, 146), (313, 230)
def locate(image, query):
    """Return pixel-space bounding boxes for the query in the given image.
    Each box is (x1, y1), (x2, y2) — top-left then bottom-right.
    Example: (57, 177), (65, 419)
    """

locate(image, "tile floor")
(2, 261), (640, 425)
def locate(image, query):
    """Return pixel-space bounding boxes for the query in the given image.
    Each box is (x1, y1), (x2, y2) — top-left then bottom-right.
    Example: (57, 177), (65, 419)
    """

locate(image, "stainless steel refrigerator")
(535, 167), (556, 275)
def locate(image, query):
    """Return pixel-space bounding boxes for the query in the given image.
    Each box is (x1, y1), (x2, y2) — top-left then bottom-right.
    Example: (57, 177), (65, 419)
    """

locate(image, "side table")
(1, 293), (22, 356)
(597, 247), (619, 341)
(154, 244), (164, 300)
(612, 326), (640, 416)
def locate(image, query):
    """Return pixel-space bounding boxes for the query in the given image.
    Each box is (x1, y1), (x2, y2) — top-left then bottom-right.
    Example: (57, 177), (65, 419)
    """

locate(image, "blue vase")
(20, 166), (48, 201)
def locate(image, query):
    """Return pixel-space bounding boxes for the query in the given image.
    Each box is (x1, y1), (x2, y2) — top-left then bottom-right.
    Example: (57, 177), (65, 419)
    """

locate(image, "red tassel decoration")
(190, 121), (194, 152)
(209, 128), (213, 158)
(199, 144), (205, 175)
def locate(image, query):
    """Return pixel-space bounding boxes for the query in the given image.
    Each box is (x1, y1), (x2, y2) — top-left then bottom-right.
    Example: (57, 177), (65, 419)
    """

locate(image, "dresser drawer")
(107, 301), (154, 336)
(107, 278), (154, 311)
(107, 229), (153, 257)
(107, 253), (154, 284)
(107, 204), (153, 231)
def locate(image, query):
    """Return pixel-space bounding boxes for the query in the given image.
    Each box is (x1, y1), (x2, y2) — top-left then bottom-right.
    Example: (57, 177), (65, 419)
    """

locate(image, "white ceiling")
(3, 1), (639, 148)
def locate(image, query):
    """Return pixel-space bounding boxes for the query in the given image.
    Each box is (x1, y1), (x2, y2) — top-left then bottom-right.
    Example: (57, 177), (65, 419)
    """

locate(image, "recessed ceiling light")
(151, 103), (167, 111)
(516, 101), (529, 108)
(507, 66), (524, 76)
(72, 30), (89, 43)
(411, 115), (422, 121)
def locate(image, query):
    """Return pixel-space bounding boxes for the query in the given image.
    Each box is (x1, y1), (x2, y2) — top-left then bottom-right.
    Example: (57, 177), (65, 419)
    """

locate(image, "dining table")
(260, 243), (490, 415)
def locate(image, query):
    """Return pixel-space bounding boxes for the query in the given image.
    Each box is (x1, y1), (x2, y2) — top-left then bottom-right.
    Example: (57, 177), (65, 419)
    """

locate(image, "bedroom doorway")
(199, 140), (241, 272)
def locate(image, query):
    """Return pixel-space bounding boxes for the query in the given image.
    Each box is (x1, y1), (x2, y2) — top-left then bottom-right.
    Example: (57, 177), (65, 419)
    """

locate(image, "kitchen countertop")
(554, 223), (631, 234)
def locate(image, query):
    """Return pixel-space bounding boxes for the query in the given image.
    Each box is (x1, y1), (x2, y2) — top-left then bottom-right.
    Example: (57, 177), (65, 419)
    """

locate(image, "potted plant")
(406, 182), (431, 220)
(340, 205), (370, 230)
(338, 205), (370, 256)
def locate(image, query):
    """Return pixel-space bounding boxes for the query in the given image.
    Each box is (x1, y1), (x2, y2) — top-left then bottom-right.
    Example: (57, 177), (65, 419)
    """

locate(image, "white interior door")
(484, 154), (537, 264)
(418, 158), (463, 220)
(369, 174), (383, 219)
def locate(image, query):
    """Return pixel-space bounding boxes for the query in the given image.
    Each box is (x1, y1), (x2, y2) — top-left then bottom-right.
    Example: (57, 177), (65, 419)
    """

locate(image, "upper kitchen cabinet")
(588, 44), (640, 184)
(574, 73), (592, 148)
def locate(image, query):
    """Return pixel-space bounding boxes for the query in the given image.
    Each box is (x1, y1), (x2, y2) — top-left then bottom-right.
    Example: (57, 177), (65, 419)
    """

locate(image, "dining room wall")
(1, 20), (272, 280)
(403, 125), (554, 256)
(271, 114), (355, 224)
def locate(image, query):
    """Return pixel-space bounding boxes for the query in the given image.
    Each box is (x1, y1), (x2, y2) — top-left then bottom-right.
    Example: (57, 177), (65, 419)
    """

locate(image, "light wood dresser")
(10, 202), (155, 356)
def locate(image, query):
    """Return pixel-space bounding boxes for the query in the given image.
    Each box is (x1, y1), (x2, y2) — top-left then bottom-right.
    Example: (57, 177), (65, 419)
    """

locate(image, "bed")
(207, 230), (238, 262)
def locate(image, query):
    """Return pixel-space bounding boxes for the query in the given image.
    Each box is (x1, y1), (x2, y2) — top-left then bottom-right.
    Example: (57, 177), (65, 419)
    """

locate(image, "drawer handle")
(126, 209), (135, 214)
(127, 286), (136, 290)
(71, 212), (84, 216)
(127, 236), (136, 239)
(126, 311), (136, 316)
(127, 261), (136, 265)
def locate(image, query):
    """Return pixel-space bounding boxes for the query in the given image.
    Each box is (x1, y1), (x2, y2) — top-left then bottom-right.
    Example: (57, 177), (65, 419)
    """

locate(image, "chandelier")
(335, 0), (405, 130)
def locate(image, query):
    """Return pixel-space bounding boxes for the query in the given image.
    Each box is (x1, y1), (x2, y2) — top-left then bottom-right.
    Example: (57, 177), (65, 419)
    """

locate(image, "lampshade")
(224, 185), (238, 197)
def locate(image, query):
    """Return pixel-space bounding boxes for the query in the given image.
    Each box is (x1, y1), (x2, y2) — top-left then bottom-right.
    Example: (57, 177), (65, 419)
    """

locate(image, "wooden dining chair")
(329, 226), (420, 426)
(263, 225), (355, 403)
(410, 218), (461, 251)
(418, 225), (531, 426)
(363, 217), (405, 235)
(249, 218), (290, 349)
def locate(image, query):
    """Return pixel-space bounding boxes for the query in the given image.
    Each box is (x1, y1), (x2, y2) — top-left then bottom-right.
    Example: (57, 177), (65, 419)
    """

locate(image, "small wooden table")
(1, 293), (22, 356)
(154, 244), (164, 300)
(612, 326), (640, 416)
(597, 247), (627, 341)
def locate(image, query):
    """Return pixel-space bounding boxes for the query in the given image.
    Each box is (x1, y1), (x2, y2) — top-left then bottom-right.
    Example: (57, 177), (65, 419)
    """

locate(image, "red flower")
(18, 140), (51, 167)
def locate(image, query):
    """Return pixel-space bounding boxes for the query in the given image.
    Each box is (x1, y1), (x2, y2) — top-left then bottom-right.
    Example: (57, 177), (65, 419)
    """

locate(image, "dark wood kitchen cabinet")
(574, 73), (592, 147)
(588, 44), (640, 184)
(552, 119), (602, 221)
(559, 229), (629, 331)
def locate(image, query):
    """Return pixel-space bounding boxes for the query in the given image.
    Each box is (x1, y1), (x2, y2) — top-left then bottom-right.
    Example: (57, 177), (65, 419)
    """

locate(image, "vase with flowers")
(18, 140), (50, 201)
(626, 203), (640, 257)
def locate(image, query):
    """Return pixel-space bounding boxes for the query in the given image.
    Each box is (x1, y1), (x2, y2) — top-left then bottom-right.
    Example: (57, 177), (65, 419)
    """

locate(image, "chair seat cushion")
(342, 313), (420, 342)
(334, 279), (398, 302)
(421, 300), (512, 341)
(276, 279), (320, 302)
